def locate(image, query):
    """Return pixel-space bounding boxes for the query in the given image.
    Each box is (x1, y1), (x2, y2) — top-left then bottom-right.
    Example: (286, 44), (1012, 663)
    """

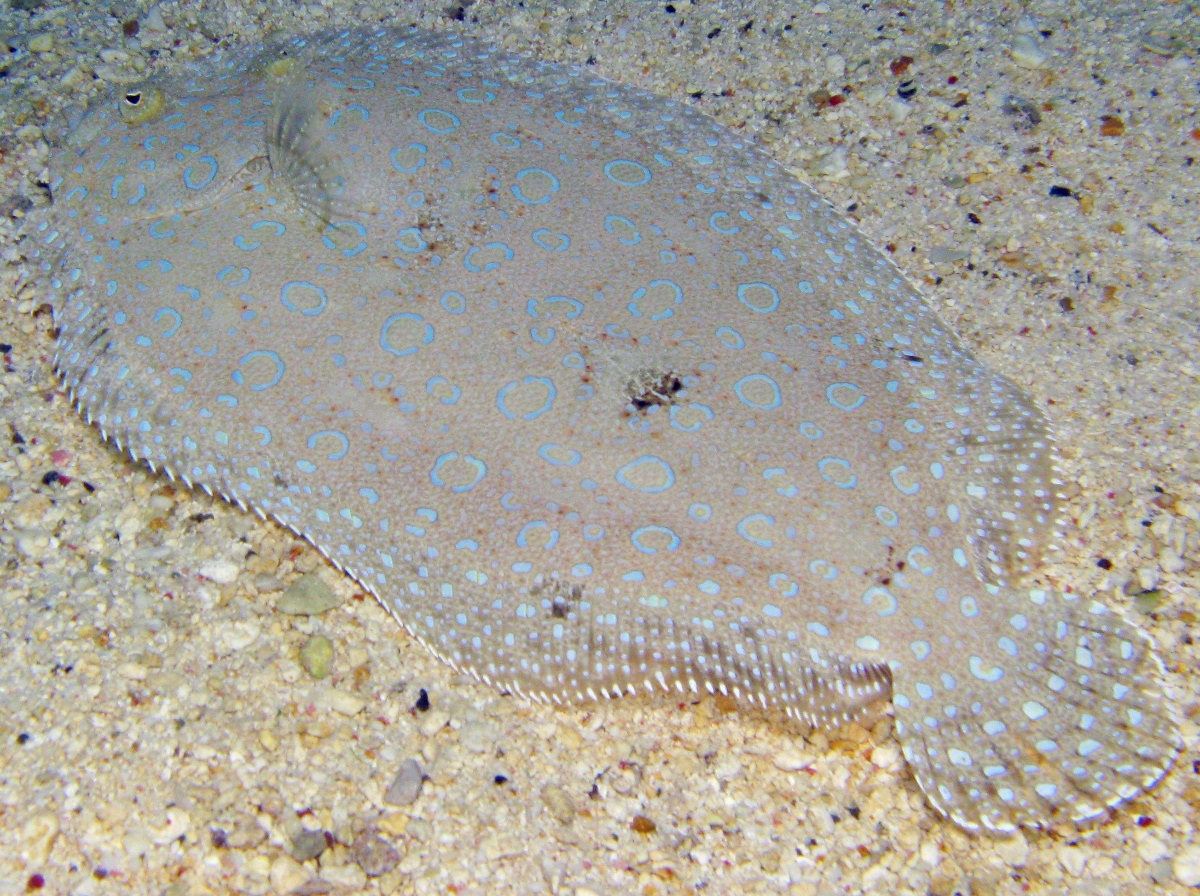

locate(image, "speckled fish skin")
(38, 26), (1179, 834)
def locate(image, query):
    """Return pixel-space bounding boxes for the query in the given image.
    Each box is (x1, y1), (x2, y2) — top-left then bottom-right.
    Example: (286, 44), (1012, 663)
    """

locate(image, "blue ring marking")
(183, 155), (218, 189)
(537, 444), (582, 466)
(556, 107), (586, 125)
(615, 456), (676, 494)
(737, 514), (774, 548)
(669, 403), (713, 432)
(530, 327), (555, 344)
(511, 167), (560, 205)
(430, 452), (487, 492)
(817, 457), (857, 489)
(232, 350), (284, 391)
(799, 421), (823, 440)
(827, 382), (866, 411)
(798, 280), (815, 294)
(390, 143), (427, 173)
(234, 235), (259, 250)
(563, 352), (585, 368)
(463, 242), (513, 273)
(875, 505), (900, 527)
(603, 159), (652, 186)
(890, 465), (921, 495)
(280, 281), (328, 316)
(809, 560), (838, 581)
(628, 279), (683, 320)
(217, 265), (250, 285)
(604, 214), (641, 245)
(167, 368), (191, 393)
(253, 426), (272, 445)
(532, 229), (570, 251)
(380, 312), (435, 357)
(688, 503), (712, 521)
(418, 108), (460, 133)
(709, 211), (740, 235)
(527, 296), (584, 320)
(716, 327), (744, 349)
(631, 525), (680, 555)
(456, 87), (496, 103)
(322, 221), (366, 256)
(395, 227), (427, 253)
(426, 376), (461, 404)
(126, 183), (146, 205)
(107, 281), (119, 296)
(737, 282), (780, 313)
(110, 175), (123, 199)
(174, 284), (197, 300)
(583, 524), (605, 541)
(517, 521), (559, 549)
(769, 573), (799, 597)
(440, 291), (466, 314)
(360, 488), (380, 505)
(395, 84), (420, 97)
(307, 430), (350, 460)
(490, 131), (520, 149)
(65, 186), (88, 201)
(734, 374), (782, 410)
(496, 376), (556, 421)
(152, 308), (182, 338)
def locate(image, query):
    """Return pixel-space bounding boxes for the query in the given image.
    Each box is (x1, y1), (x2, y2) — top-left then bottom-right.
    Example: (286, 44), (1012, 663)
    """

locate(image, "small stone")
(1009, 33), (1048, 69)
(299, 636), (333, 678)
(352, 831), (400, 877)
(269, 855), (311, 894)
(278, 573), (341, 615)
(813, 147), (847, 178)
(928, 247), (970, 264)
(418, 709), (450, 738)
(21, 813), (59, 865)
(290, 828), (327, 863)
(457, 718), (499, 753)
(383, 759), (424, 806)
(630, 815), (657, 834)
(1099, 115), (1126, 137)
(27, 33), (54, 54)
(1173, 844), (1200, 887)
(150, 808), (191, 845)
(541, 784), (576, 824)
(825, 54), (845, 79)
(994, 830), (1029, 867)
(143, 5), (167, 32)
(1138, 836), (1170, 864)
(773, 746), (814, 772)
(869, 743), (901, 769)
(1160, 547), (1185, 574)
(259, 729), (280, 752)
(321, 863), (368, 889)
(198, 558), (240, 584)
(15, 125), (43, 143)
(326, 688), (365, 716)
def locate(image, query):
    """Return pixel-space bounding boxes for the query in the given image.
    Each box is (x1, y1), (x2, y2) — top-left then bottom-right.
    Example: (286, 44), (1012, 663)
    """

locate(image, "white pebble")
(198, 558), (240, 584)
(1010, 34), (1048, 69)
(326, 689), (365, 716)
(150, 807), (191, 845)
(384, 758), (425, 806)
(888, 97), (912, 121)
(994, 830), (1029, 867)
(269, 855), (310, 894)
(1138, 836), (1170, 864)
(418, 709), (450, 738)
(813, 147), (847, 178)
(143, 5), (167, 32)
(1174, 844), (1200, 887)
(1014, 15), (1039, 35)
(27, 33), (54, 54)
(1160, 547), (1185, 574)
(773, 746), (815, 772)
(21, 813), (59, 865)
(825, 54), (846, 79)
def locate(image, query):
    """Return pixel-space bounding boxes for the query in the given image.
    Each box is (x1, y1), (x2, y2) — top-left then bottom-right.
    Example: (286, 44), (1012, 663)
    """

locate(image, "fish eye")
(117, 84), (166, 125)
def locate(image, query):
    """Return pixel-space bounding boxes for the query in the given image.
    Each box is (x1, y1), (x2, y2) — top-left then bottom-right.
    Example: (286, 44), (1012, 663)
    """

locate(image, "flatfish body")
(38, 26), (1178, 833)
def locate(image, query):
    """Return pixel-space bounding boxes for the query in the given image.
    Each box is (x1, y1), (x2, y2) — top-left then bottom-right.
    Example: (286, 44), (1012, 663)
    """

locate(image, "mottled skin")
(37, 27), (1178, 834)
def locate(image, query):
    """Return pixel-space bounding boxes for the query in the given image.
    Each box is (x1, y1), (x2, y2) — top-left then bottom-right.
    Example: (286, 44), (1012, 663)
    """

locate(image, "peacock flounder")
(37, 26), (1179, 834)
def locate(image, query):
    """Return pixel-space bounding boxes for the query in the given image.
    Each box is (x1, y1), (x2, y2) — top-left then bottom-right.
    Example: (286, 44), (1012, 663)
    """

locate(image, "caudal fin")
(891, 589), (1180, 834)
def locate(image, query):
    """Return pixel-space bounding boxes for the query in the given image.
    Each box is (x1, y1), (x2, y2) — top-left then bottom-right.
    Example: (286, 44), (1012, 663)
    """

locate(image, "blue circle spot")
(280, 281), (328, 316)
(496, 376), (556, 421)
(827, 382), (866, 411)
(875, 505), (900, 527)
(511, 167), (560, 205)
(429, 452), (487, 492)
(604, 214), (641, 245)
(716, 327), (744, 349)
(818, 457), (857, 489)
(418, 108), (460, 133)
(737, 513), (775, 548)
(440, 291), (466, 314)
(628, 279), (683, 321)
(183, 155), (217, 189)
(456, 87), (496, 103)
(232, 350), (284, 391)
(217, 265), (250, 285)
(380, 312), (435, 357)
(799, 421), (824, 440)
(631, 525), (680, 555)
(709, 211), (740, 235)
(307, 429), (350, 460)
(734, 374), (782, 410)
(490, 131), (520, 149)
(615, 456), (676, 494)
(603, 159), (652, 187)
(538, 444), (581, 466)
(737, 282), (780, 313)
(532, 229), (570, 251)
(390, 143), (427, 173)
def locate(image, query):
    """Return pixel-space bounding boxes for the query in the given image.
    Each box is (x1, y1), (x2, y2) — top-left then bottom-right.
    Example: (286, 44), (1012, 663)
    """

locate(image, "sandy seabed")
(0, 1), (1197, 894)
